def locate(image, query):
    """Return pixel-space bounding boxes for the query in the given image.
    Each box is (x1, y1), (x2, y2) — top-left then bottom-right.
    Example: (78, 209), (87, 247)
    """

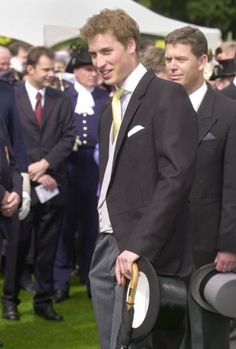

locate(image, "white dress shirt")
(25, 80), (45, 110)
(189, 82), (208, 112)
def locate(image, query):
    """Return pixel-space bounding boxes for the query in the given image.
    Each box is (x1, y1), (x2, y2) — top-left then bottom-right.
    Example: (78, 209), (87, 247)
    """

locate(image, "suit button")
(83, 133), (87, 137)
(83, 140), (87, 144)
(83, 126), (88, 130)
(82, 120), (87, 124)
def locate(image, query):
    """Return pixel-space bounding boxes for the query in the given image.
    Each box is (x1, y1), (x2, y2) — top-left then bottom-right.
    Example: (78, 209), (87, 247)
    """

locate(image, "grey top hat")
(190, 263), (236, 318)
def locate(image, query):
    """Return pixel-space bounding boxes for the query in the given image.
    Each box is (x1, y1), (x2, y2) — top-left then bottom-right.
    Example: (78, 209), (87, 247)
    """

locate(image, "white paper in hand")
(35, 184), (59, 204)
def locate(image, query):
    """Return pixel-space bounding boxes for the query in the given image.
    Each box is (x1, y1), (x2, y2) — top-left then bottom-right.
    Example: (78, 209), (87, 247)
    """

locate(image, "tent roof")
(0, 0), (221, 50)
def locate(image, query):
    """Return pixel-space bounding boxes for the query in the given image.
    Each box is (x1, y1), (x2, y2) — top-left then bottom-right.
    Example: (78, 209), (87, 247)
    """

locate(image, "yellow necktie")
(112, 88), (125, 141)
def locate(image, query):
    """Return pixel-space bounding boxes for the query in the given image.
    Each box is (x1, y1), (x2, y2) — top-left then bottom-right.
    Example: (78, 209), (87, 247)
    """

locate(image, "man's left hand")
(214, 251), (236, 272)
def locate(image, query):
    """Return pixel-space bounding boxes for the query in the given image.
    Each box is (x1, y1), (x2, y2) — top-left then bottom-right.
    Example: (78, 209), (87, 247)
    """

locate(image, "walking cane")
(116, 262), (139, 348)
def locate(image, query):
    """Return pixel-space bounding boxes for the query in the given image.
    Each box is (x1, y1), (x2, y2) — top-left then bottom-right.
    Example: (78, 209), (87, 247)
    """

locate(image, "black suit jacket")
(99, 70), (198, 277)
(221, 81), (236, 100)
(15, 83), (76, 206)
(0, 117), (22, 237)
(190, 85), (236, 267)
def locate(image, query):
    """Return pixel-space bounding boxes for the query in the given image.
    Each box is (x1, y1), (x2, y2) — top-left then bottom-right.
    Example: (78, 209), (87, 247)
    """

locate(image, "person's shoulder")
(213, 87), (236, 107)
(46, 86), (69, 99)
(93, 84), (111, 99)
(0, 79), (14, 93)
(147, 72), (187, 98)
(221, 83), (236, 98)
(210, 87), (236, 121)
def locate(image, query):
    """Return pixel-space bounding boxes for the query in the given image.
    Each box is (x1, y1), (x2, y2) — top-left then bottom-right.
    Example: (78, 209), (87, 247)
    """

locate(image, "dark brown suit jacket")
(99, 70), (198, 277)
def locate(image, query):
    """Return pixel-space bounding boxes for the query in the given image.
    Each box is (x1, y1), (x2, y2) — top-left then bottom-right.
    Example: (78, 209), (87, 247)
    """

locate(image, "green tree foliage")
(134, 0), (236, 39)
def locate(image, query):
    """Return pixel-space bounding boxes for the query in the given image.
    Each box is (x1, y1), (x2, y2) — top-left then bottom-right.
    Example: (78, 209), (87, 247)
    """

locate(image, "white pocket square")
(128, 125), (145, 138)
(203, 132), (216, 141)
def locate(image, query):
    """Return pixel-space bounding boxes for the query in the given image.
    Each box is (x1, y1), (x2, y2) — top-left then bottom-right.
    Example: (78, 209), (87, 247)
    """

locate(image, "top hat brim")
(125, 257), (160, 340)
(190, 263), (218, 313)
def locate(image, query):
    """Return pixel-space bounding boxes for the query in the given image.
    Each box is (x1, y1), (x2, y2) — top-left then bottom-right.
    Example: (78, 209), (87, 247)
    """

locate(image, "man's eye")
(103, 50), (111, 55)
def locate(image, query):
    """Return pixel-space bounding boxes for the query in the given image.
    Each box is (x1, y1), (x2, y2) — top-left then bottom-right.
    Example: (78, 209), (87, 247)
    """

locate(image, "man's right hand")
(1, 191), (21, 217)
(115, 250), (139, 285)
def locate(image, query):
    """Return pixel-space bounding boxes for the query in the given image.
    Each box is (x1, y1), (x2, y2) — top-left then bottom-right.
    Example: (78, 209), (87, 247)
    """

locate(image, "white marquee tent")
(0, 0), (221, 50)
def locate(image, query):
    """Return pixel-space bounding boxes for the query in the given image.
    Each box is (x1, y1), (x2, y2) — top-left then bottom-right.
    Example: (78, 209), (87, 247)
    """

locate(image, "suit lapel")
(197, 86), (218, 143)
(113, 70), (155, 169)
(16, 83), (39, 129)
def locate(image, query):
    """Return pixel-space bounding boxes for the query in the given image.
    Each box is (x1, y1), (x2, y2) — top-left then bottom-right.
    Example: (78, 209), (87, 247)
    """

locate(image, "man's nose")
(169, 60), (178, 69)
(95, 54), (105, 69)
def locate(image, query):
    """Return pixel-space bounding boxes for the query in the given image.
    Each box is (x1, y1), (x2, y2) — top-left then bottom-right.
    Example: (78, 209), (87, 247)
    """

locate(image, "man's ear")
(27, 64), (34, 75)
(127, 37), (137, 53)
(199, 54), (208, 71)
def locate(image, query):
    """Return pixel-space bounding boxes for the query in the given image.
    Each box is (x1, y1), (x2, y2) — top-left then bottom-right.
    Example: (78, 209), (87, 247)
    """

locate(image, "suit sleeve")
(44, 95), (76, 170)
(218, 116), (236, 253)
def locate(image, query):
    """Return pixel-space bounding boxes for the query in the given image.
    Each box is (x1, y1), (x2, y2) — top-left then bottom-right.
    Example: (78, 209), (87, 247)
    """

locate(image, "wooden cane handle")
(127, 262), (139, 310)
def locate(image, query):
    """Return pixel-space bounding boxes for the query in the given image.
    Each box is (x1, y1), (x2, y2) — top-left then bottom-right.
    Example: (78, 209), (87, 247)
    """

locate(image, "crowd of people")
(0, 8), (236, 349)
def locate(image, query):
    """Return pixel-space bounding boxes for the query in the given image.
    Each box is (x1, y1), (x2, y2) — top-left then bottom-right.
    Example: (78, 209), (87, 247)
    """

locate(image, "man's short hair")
(141, 46), (166, 73)
(165, 26), (208, 58)
(80, 9), (140, 51)
(26, 46), (55, 67)
(8, 41), (32, 56)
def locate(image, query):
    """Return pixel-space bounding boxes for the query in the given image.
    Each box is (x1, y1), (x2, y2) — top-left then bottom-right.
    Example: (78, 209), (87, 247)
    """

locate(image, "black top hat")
(65, 46), (92, 73)
(190, 263), (236, 318)
(122, 257), (187, 341)
(210, 58), (236, 80)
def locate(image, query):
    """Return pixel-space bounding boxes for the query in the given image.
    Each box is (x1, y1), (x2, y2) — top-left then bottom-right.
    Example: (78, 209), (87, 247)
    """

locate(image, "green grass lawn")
(0, 276), (99, 349)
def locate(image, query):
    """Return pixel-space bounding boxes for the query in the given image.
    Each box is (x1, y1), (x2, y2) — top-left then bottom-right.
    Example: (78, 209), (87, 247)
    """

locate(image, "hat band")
(199, 269), (219, 304)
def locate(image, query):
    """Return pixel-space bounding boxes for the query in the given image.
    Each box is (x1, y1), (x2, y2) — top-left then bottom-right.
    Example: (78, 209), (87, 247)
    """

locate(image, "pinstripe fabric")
(89, 234), (123, 349)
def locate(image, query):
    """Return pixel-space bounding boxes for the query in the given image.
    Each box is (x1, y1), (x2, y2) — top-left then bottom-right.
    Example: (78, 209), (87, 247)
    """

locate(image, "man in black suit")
(221, 54), (236, 99)
(165, 26), (236, 349)
(2, 46), (76, 321)
(0, 117), (22, 347)
(220, 54), (236, 349)
(80, 9), (198, 349)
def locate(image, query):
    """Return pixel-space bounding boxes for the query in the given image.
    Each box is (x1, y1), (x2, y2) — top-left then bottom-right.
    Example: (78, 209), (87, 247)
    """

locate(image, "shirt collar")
(25, 79), (45, 98)
(119, 63), (147, 93)
(189, 82), (208, 112)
